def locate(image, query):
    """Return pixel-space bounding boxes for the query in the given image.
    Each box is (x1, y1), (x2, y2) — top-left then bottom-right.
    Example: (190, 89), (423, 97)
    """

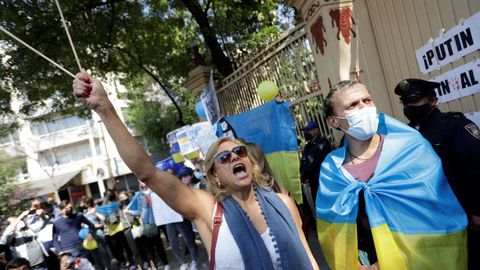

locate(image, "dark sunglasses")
(214, 146), (248, 164)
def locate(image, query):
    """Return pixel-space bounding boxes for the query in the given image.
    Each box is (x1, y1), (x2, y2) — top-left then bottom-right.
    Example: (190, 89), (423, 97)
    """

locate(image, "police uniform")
(395, 78), (480, 269)
(298, 121), (331, 229)
(300, 121), (332, 203)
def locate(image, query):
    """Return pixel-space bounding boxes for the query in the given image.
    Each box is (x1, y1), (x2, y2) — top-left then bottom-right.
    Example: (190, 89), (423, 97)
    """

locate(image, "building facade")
(1, 77), (144, 204)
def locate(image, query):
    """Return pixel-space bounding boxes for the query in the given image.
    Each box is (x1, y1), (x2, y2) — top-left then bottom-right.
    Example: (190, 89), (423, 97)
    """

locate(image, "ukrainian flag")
(316, 114), (467, 269)
(96, 201), (120, 217)
(224, 101), (303, 202)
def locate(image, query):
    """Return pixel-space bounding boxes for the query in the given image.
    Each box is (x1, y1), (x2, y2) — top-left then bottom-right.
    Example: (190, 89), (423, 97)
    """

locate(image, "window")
(0, 135), (10, 145)
(94, 139), (101, 156)
(0, 131), (20, 145)
(39, 143), (93, 166)
(33, 116), (87, 135)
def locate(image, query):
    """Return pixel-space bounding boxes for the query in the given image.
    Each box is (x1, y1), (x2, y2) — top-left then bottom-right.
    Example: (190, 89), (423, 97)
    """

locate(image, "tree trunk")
(180, 0), (234, 77)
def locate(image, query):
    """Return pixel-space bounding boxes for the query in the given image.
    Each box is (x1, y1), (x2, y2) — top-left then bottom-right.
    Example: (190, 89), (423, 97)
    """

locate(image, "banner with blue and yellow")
(224, 101), (302, 202)
(316, 114), (467, 269)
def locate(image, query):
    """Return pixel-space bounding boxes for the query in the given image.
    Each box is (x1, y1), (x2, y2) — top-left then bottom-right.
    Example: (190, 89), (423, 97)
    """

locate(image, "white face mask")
(194, 171), (204, 179)
(335, 107), (379, 140)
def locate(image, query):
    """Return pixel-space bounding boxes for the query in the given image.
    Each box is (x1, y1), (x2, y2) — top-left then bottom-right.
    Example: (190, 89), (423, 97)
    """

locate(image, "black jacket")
(300, 135), (331, 184)
(410, 108), (480, 216)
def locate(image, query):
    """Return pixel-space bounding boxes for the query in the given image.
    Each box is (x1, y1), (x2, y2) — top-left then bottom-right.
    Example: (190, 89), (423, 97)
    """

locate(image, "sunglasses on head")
(214, 145), (248, 164)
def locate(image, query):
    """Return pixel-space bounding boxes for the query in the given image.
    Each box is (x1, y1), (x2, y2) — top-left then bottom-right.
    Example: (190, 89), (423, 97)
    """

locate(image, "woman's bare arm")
(73, 70), (212, 220)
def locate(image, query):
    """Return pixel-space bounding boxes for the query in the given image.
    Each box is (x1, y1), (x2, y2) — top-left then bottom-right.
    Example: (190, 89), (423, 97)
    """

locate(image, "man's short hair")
(324, 80), (362, 117)
(6, 257), (30, 270)
(58, 200), (70, 210)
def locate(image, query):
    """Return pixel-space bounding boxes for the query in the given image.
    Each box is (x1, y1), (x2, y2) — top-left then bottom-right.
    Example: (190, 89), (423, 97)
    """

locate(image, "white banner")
(416, 10), (480, 74)
(190, 121), (217, 156)
(433, 58), (480, 104)
(465, 111), (480, 128)
(151, 193), (183, 226)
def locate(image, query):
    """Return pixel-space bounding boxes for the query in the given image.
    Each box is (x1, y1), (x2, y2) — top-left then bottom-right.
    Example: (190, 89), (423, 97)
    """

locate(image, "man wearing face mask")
(316, 80), (468, 270)
(395, 78), (480, 269)
(52, 200), (95, 259)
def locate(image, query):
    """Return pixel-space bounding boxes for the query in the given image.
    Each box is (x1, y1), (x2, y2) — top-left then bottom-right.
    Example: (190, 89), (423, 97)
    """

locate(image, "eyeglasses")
(214, 146), (248, 164)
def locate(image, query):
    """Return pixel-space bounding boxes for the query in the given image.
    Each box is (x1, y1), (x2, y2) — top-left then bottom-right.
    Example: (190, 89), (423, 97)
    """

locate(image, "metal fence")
(217, 23), (334, 143)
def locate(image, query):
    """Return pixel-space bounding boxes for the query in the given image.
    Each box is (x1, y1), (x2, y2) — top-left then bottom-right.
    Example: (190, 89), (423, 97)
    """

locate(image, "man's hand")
(72, 69), (111, 112)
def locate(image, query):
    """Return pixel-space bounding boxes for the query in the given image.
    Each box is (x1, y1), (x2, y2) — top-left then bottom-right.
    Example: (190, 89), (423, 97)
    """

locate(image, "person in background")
(192, 161), (208, 190)
(5, 257), (31, 270)
(244, 142), (287, 194)
(394, 78), (480, 269)
(170, 167), (200, 270)
(0, 226), (12, 270)
(116, 191), (144, 269)
(44, 196), (61, 221)
(102, 189), (134, 269)
(127, 182), (170, 270)
(58, 251), (94, 270)
(52, 201), (95, 260)
(299, 120), (331, 230)
(0, 211), (47, 270)
(79, 197), (113, 270)
(24, 199), (57, 270)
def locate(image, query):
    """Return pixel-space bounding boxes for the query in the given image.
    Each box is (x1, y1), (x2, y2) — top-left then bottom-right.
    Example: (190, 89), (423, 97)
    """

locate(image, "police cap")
(394, 78), (440, 103)
(302, 120), (319, 132)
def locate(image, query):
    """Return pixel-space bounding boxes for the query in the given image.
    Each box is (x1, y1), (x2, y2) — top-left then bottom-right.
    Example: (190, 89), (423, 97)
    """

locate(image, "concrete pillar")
(183, 65), (214, 98)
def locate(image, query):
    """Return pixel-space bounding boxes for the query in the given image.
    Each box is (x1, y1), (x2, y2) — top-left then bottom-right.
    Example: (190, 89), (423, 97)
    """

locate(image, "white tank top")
(212, 210), (281, 269)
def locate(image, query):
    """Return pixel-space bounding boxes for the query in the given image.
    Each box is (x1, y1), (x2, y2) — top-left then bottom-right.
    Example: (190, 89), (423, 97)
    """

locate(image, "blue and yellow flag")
(316, 114), (467, 269)
(95, 201), (120, 217)
(224, 101), (302, 202)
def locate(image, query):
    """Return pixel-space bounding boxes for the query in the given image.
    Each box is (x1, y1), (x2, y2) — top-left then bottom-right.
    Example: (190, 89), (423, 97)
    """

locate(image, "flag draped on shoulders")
(224, 101), (302, 202)
(316, 113), (467, 270)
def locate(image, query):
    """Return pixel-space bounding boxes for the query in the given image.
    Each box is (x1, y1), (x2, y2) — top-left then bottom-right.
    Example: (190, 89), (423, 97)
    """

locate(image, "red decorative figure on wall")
(310, 16), (327, 55)
(329, 7), (356, 44)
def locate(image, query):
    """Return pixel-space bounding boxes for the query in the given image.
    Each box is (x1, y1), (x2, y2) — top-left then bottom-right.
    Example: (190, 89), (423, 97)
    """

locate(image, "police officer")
(395, 78), (480, 269)
(299, 120), (331, 228)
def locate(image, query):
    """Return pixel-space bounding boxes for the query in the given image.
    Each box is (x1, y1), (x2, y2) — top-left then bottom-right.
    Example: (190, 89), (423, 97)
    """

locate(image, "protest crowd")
(1, 72), (479, 270)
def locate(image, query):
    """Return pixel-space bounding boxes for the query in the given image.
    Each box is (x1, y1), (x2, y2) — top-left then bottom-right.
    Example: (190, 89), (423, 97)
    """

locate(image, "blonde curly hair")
(204, 137), (273, 199)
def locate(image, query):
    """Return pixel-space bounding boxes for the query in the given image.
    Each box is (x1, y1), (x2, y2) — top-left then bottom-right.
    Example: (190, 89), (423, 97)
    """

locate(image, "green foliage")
(124, 79), (197, 153)
(0, 0), (294, 129)
(0, 150), (30, 219)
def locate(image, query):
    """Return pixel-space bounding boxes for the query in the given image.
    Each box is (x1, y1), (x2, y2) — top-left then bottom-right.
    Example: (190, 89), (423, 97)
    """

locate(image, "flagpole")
(54, 0), (82, 71)
(0, 26), (76, 79)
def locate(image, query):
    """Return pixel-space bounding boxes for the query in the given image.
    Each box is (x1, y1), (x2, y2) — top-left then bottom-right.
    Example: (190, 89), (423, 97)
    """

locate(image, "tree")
(123, 75), (197, 153)
(0, 150), (30, 219)
(0, 0), (294, 132)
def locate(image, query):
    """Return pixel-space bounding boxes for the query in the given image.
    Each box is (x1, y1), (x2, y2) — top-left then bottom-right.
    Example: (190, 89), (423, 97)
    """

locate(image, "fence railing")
(217, 23), (334, 143)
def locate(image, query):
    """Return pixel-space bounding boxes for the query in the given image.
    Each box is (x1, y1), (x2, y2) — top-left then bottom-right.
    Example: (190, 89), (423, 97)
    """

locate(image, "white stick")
(0, 27), (76, 79)
(54, 0), (82, 71)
